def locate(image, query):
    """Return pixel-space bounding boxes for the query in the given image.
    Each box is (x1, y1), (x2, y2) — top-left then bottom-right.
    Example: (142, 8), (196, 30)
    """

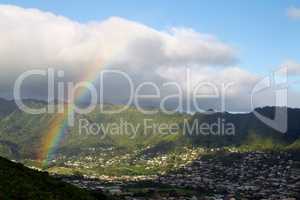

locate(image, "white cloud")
(287, 7), (300, 20)
(157, 66), (260, 110)
(1, 4), (298, 111)
(0, 5), (240, 103)
(0, 5), (236, 75)
(280, 60), (300, 75)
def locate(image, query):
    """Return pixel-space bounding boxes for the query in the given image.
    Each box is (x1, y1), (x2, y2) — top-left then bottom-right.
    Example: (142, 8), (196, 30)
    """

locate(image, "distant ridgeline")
(0, 98), (300, 161)
(186, 107), (300, 148)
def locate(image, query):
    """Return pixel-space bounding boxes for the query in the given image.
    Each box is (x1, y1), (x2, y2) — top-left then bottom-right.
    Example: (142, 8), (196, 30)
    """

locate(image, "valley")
(0, 99), (300, 199)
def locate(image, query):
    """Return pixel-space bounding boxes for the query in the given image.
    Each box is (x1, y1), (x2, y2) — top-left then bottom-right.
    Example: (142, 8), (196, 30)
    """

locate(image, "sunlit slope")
(0, 101), (188, 159)
(1, 99), (300, 161)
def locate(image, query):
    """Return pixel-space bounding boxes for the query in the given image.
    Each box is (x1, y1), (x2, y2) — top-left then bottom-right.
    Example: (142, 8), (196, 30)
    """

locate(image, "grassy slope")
(0, 101), (300, 162)
(0, 104), (189, 162)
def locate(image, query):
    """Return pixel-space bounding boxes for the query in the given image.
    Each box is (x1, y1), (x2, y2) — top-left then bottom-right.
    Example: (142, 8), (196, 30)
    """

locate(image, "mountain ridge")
(0, 98), (299, 162)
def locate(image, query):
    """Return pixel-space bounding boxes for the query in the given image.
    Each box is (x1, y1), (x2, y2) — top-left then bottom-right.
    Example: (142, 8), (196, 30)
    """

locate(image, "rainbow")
(38, 111), (69, 167)
(37, 62), (101, 168)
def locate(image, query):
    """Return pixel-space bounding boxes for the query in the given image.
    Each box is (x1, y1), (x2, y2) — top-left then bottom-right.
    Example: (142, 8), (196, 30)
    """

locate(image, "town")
(46, 150), (300, 200)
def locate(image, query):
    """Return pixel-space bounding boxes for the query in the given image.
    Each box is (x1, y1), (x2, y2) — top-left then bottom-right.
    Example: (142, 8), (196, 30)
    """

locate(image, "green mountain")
(0, 99), (188, 160)
(186, 107), (300, 148)
(0, 156), (107, 200)
(0, 98), (300, 163)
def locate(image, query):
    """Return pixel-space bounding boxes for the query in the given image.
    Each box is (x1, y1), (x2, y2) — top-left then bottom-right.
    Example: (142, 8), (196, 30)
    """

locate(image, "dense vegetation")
(0, 98), (300, 177)
(0, 99), (188, 160)
(187, 107), (300, 148)
(0, 156), (109, 200)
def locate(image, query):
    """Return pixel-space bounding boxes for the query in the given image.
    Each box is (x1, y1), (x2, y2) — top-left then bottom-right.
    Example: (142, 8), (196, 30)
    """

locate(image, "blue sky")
(1, 0), (300, 75)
